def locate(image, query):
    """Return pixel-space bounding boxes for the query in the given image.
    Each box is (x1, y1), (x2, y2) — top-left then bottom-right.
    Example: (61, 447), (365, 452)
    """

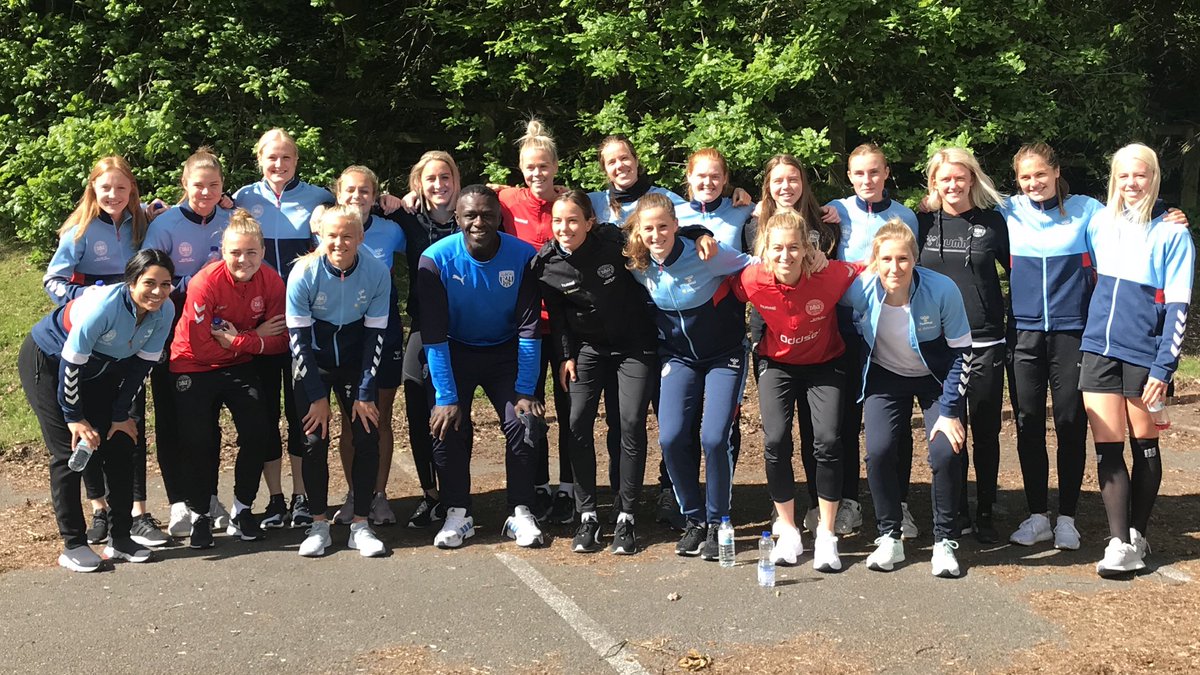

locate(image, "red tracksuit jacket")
(732, 260), (864, 365)
(169, 260), (288, 373)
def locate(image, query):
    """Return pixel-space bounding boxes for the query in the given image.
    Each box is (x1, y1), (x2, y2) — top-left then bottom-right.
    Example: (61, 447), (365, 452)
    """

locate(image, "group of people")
(19, 122), (1193, 581)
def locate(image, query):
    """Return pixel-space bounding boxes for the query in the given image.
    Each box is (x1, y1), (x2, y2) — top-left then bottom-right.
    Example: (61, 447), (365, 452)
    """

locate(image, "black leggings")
(1011, 330), (1087, 516)
(566, 344), (655, 515)
(295, 367), (380, 518)
(19, 336), (136, 548)
(757, 358), (844, 504)
(534, 343), (573, 486)
(402, 330), (437, 491)
(960, 343), (1005, 514)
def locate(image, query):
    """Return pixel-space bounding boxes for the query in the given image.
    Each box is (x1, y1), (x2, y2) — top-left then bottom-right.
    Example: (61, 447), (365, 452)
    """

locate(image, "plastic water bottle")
(208, 245), (220, 262)
(758, 531), (776, 588)
(68, 438), (94, 472)
(718, 516), (736, 568)
(1148, 398), (1171, 431)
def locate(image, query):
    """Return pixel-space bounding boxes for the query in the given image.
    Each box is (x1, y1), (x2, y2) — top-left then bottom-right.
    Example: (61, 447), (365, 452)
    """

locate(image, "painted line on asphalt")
(495, 552), (649, 675)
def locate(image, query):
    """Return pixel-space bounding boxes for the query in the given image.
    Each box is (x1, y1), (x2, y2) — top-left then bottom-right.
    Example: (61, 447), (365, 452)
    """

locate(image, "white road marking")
(496, 552), (649, 675)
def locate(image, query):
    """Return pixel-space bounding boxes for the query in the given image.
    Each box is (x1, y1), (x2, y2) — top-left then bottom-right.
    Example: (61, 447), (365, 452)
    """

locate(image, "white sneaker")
(1130, 528), (1151, 562)
(209, 496), (231, 530)
(802, 507), (819, 533)
(298, 521), (332, 557)
(348, 521), (387, 558)
(900, 502), (919, 539)
(1096, 537), (1143, 576)
(503, 505), (544, 548)
(1053, 515), (1081, 550)
(931, 539), (961, 578)
(813, 531), (842, 572)
(370, 492), (397, 526)
(834, 499), (862, 535)
(333, 491), (355, 525)
(866, 536), (905, 572)
(434, 507), (475, 549)
(1010, 513), (1053, 546)
(770, 525), (804, 565)
(167, 501), (193, 538)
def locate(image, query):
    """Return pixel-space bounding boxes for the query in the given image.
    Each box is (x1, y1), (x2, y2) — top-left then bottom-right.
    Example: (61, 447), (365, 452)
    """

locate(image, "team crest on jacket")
(250, 204), (265, 218)
(805, 299), (825, 316)
(100, 329), (117, 343)
(93, 241), (109, 257)
(179, 242), (194, 258)
(499, 270), (515, 288)
(597, 264), (615, 279)
(251, 296), (265, 313)
(971, 225), (987, 238)
(175, 375), (192, 392)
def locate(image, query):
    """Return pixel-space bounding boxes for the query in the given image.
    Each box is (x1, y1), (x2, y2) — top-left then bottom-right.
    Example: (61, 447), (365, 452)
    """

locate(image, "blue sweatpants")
(658, 346), (747, 524)
(428, 341), (536, 512)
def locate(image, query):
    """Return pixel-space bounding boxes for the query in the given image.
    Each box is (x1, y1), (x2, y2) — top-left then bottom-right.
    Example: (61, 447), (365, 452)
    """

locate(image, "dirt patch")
(0, 443), (49, 495)
(629, 633), (872, 674)
(0, 498), (60, 574)
(351, 644), (562, 674)
(1003, 571), (1200, 674)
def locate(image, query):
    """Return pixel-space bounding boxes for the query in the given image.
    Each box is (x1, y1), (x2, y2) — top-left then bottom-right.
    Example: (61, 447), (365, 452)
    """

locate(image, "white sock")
(617, 512), (635, 524)
(582, 511), (598, 522)
(232, 499), (250, 517)
(557, 483), (574, 497)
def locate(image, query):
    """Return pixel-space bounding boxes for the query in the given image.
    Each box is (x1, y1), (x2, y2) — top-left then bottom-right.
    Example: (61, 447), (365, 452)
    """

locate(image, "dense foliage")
(1, 0), (1195, 258)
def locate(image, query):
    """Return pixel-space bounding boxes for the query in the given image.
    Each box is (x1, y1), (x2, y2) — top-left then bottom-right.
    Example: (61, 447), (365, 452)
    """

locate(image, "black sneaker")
(572, 518), (603, 553)
(190, 515), (214, 549)
(956, 513), (974, 537)
(533, 486), (553, 523)
(675, 520), (706, 556)
(406, 494), (446, 528)
(261, 494), (288, 529)
(611, 517), (638, 555)
(289, 494), (313, 528)
(974, 512), (998, 544)
(103, 536), (151, 563)
(655, 488), (686, 532)
(700, 523), (720, 561)
(86, 509), (110, 544)
(228, 509), (266, 541)
(129, 513), (170, 548)
(549, 490), (575, 525)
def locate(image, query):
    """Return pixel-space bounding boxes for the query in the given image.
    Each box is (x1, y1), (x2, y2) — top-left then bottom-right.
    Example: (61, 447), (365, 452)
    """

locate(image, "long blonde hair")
(622, 192), (676, 271)
(408, 151), (460, 212)
(925, 147), (1003, 211)
(867, 219), (920, 276)
(1105, 143), (1161, 227)
(756, 210), (817, 279)
(296, 205), (364, 271)
(61, 155), (149, 248)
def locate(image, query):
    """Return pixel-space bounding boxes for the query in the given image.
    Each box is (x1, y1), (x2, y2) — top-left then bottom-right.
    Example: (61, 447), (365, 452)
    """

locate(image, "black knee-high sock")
(1095, 441), (1130, 542)
(1128, 437), (1163, 536)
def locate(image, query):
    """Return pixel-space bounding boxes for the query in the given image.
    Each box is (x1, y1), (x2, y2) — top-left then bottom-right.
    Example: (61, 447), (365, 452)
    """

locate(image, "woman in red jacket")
(168, 210), (289, 549)
(732, 210), (862, 572)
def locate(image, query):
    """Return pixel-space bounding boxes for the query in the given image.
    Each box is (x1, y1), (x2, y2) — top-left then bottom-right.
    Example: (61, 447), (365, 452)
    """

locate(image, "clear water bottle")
(208, 245), (220, 262)
(718, 516), (736, 568)
(1148, 398), (1171, 431)
(758, 531), (776, 588)
(68, 438), (94, 472)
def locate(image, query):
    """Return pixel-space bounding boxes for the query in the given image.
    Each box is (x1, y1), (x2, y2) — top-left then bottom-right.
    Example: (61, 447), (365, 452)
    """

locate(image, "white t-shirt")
(872, 303), (932, 377)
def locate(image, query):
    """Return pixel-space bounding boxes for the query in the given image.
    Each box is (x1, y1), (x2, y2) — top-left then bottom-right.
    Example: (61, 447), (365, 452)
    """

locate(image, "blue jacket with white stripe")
(1001, 194), (1103, 332)
(841, 267), (973, 418)
(1081, 204), (1194, 383)
(629, 237), (752, 362)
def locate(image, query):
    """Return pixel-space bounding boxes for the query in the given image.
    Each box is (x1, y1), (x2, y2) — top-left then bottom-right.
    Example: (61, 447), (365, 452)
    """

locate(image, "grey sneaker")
(58, 545), (102, 573)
